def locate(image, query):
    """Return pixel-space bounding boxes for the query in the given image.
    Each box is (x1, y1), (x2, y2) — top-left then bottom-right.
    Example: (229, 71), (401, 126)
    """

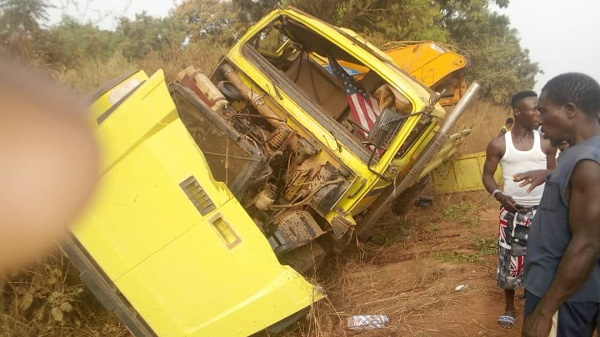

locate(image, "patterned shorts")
(497, 206), (536, 290)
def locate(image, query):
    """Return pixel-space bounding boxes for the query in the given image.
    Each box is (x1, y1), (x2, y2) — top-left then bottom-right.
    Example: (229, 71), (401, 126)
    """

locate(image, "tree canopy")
(0, 0), (539, 104)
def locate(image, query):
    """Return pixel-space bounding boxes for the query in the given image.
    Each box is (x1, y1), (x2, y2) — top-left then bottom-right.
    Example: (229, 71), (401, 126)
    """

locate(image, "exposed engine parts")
(171, 64), (355, 271)
(254, 184), (276, 211)
(266, 126), (293, 151)
(268, 210), (325, 255)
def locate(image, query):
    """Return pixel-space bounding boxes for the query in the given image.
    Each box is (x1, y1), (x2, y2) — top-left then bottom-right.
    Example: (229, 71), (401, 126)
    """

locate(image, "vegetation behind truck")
(64, 8), (479, 336)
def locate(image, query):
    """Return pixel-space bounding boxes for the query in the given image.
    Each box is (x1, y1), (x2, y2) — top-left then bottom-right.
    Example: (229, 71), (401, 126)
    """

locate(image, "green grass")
(442, 202), (473, 220)
(471, 236), (497, 256)
(441, 201), (479, 228)
(433, 236), (497, 265)
(433, 251), (485, 264)
(371, 218), (410, 245)
(426, 223), (440, 232)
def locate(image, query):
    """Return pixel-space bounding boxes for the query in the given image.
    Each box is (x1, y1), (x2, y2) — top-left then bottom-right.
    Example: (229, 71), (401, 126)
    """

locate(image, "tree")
(116, 12), (186, 61)
(231, 0), (446, 42)
(172, 0), (240, 46)
(228, 0), (540, 104)
(0, 0), (48, 33)
(232, 0), (280, 29)
(338, 0), (446, 43)
(441, 0), (539, 103)
(45, 16), (120, 67)
(0, 0), (50, 58)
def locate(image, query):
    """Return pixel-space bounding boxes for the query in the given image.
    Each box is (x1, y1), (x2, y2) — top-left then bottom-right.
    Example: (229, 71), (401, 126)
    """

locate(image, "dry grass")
(0, 248), (132, 337)
(281, 251), (461, 337)
(452, 99), (511, 155)
(54, 52), (138, 92)
(138, 42), (228, 82)
(50, 43), (227, 93)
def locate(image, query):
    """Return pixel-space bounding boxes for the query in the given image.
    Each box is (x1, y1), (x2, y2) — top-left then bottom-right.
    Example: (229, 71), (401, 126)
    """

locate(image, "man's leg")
(524, 290), (557, 336)
(497, 245), (517, 329)
(505, 288), (516, 314)
(554, 301), (598, 337)
(527, 293), (599, 337)
(497, 208), (518, 329)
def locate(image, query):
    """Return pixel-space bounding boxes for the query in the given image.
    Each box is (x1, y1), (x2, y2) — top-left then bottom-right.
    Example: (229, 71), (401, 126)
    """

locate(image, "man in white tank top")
(482, 90), (557, 329)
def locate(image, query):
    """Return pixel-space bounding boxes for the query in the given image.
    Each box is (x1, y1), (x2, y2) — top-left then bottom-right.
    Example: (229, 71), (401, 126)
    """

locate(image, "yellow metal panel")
(74, 70), (322, 336)
(383, 42), (468, 87)
(72, 120), (233, 279)
(432, 151), (502, 194)
(89, 70), (149, 126)
(116, 200), (321, 336)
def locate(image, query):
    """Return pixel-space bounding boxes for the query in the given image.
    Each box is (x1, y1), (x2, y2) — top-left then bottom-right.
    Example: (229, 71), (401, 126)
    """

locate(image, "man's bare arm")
(482, 137), (521, 212)
(482, 137), (503, 194)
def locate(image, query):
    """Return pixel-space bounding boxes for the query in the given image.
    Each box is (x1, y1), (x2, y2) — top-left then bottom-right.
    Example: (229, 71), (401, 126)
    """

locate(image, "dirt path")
(295, 191), (524, 337)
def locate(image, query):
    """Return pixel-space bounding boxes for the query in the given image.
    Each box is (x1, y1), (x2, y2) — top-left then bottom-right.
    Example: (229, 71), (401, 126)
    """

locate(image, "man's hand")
(522, 309), (553, 337)
(496, 193), (522, 213)
(514, 170), (551, 193)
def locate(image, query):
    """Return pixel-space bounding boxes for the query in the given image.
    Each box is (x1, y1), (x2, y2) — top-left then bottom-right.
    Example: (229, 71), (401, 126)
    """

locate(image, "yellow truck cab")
(314, 40), (470, 107)
(64, 7), (477, 337)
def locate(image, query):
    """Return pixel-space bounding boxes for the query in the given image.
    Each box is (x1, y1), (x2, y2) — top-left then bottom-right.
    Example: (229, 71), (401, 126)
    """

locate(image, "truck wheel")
(391, 175), (430, 215)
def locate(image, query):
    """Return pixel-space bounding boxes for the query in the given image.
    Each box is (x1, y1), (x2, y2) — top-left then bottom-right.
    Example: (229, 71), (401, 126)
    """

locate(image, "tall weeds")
(452, 99), (511, 155)
(54, 52), (137, 92)
(50, 42), (227, 93)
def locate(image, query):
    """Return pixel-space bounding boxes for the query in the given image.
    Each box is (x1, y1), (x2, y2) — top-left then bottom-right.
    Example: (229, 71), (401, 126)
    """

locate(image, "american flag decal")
(327, 53), (380, 134)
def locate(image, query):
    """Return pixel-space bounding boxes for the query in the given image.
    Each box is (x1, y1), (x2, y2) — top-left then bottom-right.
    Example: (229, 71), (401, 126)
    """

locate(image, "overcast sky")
(48, 0), (600, 92)
(498, 0), (600, 92)
(47, 0), (178, 29)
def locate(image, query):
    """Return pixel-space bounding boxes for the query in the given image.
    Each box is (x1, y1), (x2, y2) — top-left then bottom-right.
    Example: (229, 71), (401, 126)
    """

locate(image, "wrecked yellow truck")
(63, 8), (479, 337)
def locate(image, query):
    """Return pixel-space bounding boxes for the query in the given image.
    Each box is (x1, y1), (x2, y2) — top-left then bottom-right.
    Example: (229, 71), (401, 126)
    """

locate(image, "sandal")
(498, 313), (516, 329)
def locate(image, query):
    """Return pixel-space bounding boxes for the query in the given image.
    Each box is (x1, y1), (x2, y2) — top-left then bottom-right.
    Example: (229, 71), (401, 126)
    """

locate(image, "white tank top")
(499, 130), (547, 206)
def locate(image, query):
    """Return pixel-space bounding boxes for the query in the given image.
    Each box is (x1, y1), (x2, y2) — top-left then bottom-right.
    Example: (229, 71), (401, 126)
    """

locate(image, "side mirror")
(367, 108), (406, 149)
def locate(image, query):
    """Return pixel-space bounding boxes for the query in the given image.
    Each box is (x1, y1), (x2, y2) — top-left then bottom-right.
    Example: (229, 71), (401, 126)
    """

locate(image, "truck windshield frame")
(241, 15), (421, 166)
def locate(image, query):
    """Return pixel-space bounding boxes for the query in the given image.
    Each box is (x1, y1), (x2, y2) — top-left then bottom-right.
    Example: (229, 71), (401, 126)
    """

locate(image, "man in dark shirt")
(522, 73), (600, 337)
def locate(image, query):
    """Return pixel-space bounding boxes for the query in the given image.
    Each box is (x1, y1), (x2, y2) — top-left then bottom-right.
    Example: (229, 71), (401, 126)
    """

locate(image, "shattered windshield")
(244, 16), (417, 163)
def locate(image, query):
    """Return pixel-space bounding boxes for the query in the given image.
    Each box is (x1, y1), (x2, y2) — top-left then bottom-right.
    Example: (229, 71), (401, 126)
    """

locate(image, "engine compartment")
(171, 67), (353, 272)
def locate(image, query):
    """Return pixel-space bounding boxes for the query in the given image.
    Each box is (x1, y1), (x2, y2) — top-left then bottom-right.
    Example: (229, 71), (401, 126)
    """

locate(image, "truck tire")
(391, 175), (430, 215)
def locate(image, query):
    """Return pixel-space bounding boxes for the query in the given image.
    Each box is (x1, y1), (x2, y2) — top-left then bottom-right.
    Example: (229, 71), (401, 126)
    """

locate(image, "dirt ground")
(2, 190), (524, 337)
(288, 190), (524, 337)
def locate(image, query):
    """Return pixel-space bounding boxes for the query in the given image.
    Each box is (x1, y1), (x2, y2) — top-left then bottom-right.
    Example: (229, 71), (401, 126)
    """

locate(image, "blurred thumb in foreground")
(0, 58), (99, 273)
